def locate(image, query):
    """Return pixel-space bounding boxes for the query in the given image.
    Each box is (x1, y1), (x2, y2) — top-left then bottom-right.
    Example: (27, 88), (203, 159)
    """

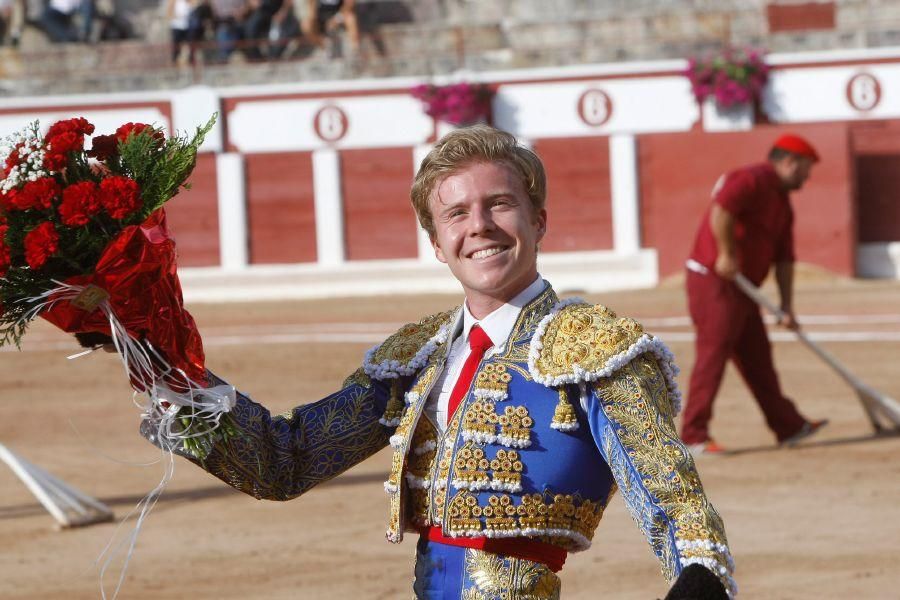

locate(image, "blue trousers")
(412, 536), (561, 599)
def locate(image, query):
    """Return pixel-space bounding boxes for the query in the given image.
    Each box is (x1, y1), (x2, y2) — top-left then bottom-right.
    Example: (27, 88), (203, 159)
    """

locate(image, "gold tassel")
(551, 386), (579, 431)
(381, 380), (405, 426)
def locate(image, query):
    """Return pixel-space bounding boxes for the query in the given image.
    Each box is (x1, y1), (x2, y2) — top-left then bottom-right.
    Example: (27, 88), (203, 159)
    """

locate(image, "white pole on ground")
(0, 443), (114, 528)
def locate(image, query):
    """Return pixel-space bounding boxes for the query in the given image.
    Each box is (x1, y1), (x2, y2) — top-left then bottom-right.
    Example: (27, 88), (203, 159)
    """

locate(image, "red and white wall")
(2, 46), (899, 301)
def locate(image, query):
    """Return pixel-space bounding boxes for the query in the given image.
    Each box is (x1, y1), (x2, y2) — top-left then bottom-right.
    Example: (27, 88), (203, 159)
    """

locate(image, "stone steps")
(5, 0), (900, 96)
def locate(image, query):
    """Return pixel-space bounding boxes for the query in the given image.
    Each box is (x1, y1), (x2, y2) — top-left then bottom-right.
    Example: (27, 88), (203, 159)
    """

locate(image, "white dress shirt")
(425, 276), (547, 431)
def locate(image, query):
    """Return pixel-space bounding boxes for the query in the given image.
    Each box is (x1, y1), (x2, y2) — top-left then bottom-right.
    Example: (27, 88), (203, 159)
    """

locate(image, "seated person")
(302, 0), (357, 56)
(41, 0), (95, 43)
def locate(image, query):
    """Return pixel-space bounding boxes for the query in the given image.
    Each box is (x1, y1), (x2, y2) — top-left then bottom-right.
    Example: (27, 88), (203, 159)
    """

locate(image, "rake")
(734, 273), (900, 433)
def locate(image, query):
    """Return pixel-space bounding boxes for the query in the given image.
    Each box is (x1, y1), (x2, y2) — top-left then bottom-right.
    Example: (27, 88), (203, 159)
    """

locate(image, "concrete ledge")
(857, 242), (900, 278)
(178, 249), (658, 303)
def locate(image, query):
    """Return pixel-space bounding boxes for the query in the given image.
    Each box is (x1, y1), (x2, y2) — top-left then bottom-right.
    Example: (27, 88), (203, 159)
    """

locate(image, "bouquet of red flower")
(0, 115), (233, 459)
(411, 82), (494, 126)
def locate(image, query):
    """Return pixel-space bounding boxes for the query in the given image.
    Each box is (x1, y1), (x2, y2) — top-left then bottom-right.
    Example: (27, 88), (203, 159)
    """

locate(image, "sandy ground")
(2, 271), (900, 599)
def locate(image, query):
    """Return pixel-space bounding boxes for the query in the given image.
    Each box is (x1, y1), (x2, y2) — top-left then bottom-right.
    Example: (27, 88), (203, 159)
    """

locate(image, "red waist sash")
(422, 526), (568, 573)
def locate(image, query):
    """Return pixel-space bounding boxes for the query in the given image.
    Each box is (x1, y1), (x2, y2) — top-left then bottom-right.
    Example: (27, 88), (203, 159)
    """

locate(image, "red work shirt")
(689, 162), (795, 285)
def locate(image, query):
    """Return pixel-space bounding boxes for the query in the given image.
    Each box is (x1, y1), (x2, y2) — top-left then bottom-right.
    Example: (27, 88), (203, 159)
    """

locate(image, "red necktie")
(446, 325), (493, 424)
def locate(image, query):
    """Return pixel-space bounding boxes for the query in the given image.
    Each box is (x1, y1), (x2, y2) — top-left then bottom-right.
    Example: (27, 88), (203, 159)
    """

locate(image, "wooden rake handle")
(733, 273), (900, 432)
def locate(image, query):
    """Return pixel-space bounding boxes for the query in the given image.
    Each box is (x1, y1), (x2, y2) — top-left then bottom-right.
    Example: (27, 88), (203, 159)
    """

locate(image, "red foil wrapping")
(41, 209), (206, 384)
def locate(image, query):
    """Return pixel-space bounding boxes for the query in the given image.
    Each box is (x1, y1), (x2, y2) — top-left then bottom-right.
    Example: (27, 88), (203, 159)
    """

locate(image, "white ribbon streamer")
(18, 280), (235, 599)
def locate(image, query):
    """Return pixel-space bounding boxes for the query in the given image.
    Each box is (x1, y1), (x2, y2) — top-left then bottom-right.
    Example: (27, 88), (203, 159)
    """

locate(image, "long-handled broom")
(734, 273), (900, 433)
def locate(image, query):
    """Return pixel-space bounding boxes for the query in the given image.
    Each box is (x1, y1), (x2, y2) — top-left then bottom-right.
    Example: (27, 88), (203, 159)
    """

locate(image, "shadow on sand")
(721, 429), (900, 457)
(0, 470), (386, 521)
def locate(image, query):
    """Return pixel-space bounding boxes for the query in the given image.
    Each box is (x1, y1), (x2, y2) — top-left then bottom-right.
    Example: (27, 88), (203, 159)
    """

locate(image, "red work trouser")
(681, 269), (806, 444)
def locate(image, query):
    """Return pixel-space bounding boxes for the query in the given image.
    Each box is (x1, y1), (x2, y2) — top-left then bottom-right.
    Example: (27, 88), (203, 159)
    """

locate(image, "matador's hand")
(662, 564), (729, 600)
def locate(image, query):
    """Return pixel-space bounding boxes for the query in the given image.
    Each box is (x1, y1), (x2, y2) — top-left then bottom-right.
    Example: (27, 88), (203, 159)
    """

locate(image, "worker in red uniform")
(682, 134), (828, 454)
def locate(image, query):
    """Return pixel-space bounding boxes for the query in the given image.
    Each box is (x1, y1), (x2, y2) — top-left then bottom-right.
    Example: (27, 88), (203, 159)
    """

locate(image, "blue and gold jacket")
(192, 285), (736, 596)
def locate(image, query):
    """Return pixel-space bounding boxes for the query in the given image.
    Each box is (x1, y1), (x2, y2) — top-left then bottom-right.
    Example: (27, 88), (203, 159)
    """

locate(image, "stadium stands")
(3, 0), (900, 95)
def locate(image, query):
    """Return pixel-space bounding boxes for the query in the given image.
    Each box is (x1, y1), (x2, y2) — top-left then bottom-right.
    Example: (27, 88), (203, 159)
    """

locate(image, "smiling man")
(163, 125), (736, 599)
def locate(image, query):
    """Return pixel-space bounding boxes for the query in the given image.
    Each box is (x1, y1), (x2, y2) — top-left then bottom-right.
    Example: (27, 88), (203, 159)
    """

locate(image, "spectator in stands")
(242, 0), (283, 59)
(303, 0), (357, 57)
(41, 0), (95, 43)
(167, 0), (212, 63)
(0, 0), (24, 46)
(210, 0), (247, 61)
(265, 0), (300, 59)
(95, 0), (133, 40)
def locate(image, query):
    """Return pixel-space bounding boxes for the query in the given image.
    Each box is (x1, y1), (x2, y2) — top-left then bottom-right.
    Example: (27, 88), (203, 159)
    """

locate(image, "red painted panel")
(245, 152), (317, 264)
(341, 147), (418, 260)
(165, 153), (220, 267)
(851, 120), (900, 155)
(767, 2), (835, 32)
(855, 156), (900, 243)
(639, 123), (854, 278)
(533, 136), (613, 252)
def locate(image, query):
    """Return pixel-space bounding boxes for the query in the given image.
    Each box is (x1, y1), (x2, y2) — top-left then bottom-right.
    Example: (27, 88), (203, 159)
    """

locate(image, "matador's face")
(429, 161), (546, 315)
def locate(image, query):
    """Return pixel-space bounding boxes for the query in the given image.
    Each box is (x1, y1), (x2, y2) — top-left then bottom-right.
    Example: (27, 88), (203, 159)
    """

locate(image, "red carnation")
(46, 117), (95, 139)
(59, 181), (101, 226)
(47, 130), (83, 155)
(87, 134), (119, 161)
(116, 122), (165, 146)
(0, 190), (20, 211)
(3, 143), (22, 177)
(43, 151), (68, 172)
(99, 175), (141, 219)
(23, 221), (59, 269)
(19, 177), (61, 210)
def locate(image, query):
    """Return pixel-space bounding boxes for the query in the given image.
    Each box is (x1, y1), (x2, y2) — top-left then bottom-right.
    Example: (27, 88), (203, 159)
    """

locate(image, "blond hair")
(410, 125), (546, 239)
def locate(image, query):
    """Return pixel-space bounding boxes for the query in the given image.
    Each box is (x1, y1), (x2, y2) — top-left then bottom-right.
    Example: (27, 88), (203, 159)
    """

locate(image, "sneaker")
(687, 439), (727, 456)
(781, 419), (829, 447)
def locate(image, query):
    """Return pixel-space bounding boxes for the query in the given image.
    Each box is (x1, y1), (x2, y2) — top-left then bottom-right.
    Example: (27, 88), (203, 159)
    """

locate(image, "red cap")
(772, 134), (820, 162)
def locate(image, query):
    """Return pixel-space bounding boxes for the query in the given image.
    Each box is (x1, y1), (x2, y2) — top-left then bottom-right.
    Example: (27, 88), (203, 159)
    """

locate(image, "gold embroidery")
(474, 363), (512, 400)
(341, 367), (372, 389)
(594, 354), (731, 585)
(445, 490), (607, 550)
(448, 490), (482, 533)
(550, 387), (578, 431)
(500, 287), (558, 363)
(462, 401), (498, 440)
(381, 380), (407, 425)
(531, 303), (645, 381)
(497, 405), (533, 447)
(412, 365), (439, 396)
(518, 493), (549, 531)
(484, 493), (517, 533)
(201, 385), (389, 502)
(453, 443), (491, 490)
(428, 406), (466, 523)
(386, 443), (404, 490)
(489, 449), (523, 491)
(463, 549), (561, 600)
(367, 309), (455, 371)
(408, 430), (437, 521)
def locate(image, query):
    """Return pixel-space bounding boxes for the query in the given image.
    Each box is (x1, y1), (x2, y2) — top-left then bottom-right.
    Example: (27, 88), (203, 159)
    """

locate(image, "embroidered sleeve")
(182, 371), (392, 501)
(584, 354), (737, 597)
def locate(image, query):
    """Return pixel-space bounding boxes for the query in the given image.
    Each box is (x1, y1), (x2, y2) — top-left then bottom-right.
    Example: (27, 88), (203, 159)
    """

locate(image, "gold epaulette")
(528, 299), (653, 387)
(363, 308), (457, 381)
